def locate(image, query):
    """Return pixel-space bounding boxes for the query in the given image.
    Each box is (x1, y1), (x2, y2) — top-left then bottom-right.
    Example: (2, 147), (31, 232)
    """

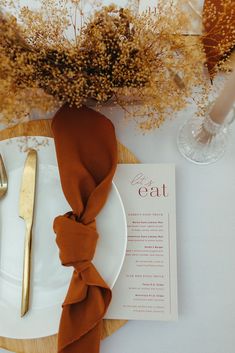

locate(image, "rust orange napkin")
(52, 104), (118, 353)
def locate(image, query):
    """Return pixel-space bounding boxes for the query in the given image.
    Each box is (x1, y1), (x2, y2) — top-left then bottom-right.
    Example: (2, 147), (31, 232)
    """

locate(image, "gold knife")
(19, 149), (37, 317)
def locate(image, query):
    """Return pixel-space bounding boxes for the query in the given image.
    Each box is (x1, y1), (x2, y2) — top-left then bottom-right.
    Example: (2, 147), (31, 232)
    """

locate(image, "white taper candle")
(210, 68), (235, 124)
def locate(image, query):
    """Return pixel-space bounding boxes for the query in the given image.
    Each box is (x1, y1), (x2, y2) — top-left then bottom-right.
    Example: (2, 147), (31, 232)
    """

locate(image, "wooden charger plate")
(0, 119), (138, 353)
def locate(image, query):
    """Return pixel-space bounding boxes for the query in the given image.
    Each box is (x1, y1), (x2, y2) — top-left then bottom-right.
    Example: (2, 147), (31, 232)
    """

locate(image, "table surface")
(1, 101), (235, 353)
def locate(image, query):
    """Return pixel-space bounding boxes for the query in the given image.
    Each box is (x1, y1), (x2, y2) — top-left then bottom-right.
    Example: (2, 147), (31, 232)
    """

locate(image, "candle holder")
(177, 104), (235, 164)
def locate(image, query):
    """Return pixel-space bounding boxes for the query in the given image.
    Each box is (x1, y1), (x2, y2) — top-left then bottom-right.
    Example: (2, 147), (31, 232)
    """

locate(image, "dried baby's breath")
(0, 0), (229, 130)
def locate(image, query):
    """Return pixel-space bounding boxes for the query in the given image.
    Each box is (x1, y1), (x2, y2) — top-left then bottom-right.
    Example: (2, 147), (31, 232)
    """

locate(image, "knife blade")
(19, 149), (37, 317)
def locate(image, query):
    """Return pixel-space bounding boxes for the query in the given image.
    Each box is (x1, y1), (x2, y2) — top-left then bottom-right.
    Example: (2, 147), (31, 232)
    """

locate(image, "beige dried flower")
(0, 0), (230, 130)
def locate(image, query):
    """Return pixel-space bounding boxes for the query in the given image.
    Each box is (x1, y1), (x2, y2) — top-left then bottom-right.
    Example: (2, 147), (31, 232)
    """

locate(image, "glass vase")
(177, 105), (235, 164)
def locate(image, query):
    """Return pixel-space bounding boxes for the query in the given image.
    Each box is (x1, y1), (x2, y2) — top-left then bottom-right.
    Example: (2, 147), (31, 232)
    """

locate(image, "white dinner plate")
(0, 136), (127, 339)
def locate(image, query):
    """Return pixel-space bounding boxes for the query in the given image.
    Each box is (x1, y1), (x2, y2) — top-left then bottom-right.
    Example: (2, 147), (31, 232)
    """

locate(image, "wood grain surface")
(0, 119), (139, 353)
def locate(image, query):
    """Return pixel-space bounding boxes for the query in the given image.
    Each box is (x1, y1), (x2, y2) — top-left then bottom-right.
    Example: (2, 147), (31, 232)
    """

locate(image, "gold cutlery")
(0, 154), (8, 198)
(19, 149), (37, 317)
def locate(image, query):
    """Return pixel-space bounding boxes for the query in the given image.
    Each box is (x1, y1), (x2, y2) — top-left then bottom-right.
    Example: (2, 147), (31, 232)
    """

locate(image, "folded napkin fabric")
(52, 104), (118, 353)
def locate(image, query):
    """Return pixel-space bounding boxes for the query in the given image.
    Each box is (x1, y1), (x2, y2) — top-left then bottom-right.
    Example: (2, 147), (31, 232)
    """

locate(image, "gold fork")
(0, 154), (8, 198)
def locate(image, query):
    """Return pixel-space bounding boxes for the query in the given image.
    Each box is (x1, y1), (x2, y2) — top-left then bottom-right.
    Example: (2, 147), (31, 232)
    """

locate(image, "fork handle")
(21, 224), (33, 317)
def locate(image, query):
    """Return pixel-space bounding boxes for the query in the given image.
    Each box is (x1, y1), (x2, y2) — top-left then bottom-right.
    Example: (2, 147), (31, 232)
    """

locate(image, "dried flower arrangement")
(0, 0), (234, 130)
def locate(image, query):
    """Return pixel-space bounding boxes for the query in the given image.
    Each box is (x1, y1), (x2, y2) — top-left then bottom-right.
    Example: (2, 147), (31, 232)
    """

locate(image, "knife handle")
(21, 223), (33, 317)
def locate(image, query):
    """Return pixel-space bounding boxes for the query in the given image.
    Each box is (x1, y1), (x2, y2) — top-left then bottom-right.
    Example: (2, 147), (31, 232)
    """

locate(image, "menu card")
(105, 164), (178, 321)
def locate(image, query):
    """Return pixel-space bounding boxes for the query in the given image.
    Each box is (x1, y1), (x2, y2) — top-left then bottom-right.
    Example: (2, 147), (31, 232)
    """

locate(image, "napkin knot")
(53, 211), (112, 353)
(53, 214), (98, 269)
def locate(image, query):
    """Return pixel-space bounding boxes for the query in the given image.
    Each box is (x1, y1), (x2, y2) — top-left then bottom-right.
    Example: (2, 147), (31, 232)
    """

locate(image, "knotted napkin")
(52, 104), (118, 353)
